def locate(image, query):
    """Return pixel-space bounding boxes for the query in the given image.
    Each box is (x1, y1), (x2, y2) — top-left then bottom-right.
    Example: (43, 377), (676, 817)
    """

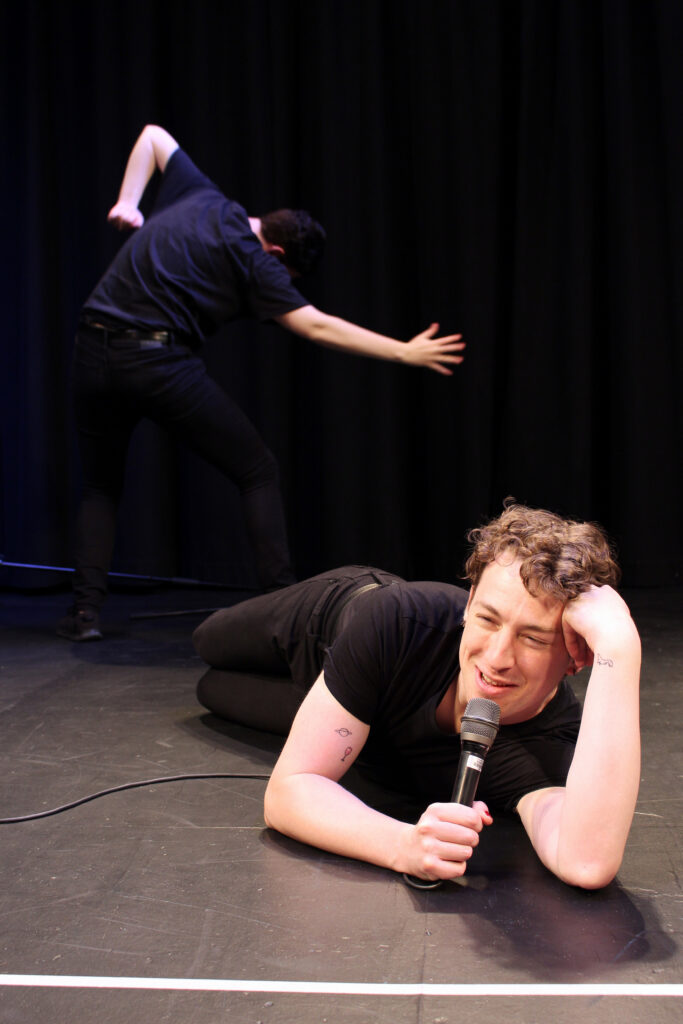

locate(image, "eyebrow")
(474, 601), (559, 635)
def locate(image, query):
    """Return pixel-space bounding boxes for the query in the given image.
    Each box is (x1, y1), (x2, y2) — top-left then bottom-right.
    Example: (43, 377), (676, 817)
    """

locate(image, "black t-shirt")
(83, 150), (306, 343)
(323, 582), (582, 813)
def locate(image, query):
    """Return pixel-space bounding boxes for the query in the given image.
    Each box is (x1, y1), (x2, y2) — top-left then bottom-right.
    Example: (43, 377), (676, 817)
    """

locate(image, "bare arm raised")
(264, 673), (491, 880)
(275, 306), (465, 376)
(107, 125), (179, 230)
(517, 586), (641, 889)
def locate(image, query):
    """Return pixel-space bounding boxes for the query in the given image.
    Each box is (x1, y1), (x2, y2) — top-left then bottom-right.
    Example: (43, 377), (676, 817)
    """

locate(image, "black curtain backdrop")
(1, 0), (681, 595)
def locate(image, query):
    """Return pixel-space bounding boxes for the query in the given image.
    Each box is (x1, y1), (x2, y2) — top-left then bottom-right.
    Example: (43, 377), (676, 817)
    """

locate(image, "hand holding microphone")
(403, 697), (500, 890)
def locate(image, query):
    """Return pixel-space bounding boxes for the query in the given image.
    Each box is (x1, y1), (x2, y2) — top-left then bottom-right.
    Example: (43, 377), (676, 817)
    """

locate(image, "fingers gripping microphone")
(403, 697), (500, 891)
(451, 697), (501, 805)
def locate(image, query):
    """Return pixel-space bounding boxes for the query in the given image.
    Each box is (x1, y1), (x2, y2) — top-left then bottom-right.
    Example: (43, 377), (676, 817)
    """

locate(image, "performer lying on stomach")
(193, 502), (641, 889)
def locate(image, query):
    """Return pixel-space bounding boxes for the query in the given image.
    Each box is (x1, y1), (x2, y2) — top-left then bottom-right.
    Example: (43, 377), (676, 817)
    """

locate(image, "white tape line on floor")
(0, 976), (681, 997)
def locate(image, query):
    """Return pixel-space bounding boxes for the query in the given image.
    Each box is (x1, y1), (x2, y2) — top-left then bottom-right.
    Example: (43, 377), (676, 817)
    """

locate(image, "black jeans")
(71, 322), (295, 609)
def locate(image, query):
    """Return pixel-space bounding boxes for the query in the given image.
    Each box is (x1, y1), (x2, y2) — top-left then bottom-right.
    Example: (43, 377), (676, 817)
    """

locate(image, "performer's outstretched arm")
(275, 306), (465, 376)
(107, 124), (179, 230)
(517, 585), (641, 889)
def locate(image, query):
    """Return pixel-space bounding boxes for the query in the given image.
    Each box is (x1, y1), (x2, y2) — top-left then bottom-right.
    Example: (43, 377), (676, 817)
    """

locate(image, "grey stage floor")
(0, 582), (681, 1023)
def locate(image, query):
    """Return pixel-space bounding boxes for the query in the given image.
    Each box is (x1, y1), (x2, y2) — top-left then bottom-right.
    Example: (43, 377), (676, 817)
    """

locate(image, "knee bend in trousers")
(196, 667), (303, 735)
(235, 448), (280, 495)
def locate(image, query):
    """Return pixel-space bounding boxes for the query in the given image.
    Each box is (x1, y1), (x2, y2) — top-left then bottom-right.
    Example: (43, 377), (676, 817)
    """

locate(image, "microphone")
(403, 697), (500, 890)
(451, 697), (501, 805)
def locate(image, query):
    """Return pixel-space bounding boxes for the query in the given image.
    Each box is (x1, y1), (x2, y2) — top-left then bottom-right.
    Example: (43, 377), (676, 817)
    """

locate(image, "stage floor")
(0, 582), (681, 1023)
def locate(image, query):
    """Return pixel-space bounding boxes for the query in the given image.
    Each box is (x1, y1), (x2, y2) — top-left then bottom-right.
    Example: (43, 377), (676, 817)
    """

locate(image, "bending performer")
(59, 125), (465, 641)
(193, 503), (642, 889)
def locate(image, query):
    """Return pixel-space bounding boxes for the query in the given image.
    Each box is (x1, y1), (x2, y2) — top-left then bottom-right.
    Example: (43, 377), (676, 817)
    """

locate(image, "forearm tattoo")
(335, 727), (352, 737)
(597, 653), (614, 667)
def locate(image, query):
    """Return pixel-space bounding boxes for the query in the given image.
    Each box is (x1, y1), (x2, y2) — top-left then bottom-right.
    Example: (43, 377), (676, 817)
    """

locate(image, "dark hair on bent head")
(259, 208), (326, 277)
(464, 498), (621, 603)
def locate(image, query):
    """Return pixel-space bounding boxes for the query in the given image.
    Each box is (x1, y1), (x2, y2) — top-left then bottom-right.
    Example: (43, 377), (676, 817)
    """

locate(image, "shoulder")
(243, 247), (307, 320)
(352, 577), (468, 631)
(166, 149), (220, 189)
(153, 149), (224, 214)
(395, 580), (469, 622)
(323, 580), (467, 721)
(362, 580), (469, 639)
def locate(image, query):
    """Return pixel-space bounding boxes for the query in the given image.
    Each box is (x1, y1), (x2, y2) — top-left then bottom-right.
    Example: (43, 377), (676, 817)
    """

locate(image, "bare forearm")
(298, 311), (407, 361)
(264, 773), (410, 871)
(559, 643), (641, 881)
(115, 129), (160, 208)
(524, 626), (641, 888)
(275, 306), (465, 375)
(115, 125), (178, 207)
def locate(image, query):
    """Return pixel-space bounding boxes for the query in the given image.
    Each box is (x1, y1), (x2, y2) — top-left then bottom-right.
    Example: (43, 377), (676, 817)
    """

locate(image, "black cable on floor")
(0, 773), (271, 824)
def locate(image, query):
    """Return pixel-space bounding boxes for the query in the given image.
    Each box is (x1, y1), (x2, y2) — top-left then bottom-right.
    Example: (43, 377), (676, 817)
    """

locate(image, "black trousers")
(71, 322), (295, 610)
(193, 566), (403, 734)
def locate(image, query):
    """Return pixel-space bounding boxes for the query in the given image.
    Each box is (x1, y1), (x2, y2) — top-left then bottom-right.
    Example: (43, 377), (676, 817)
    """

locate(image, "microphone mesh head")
(460, 697), (501, 747)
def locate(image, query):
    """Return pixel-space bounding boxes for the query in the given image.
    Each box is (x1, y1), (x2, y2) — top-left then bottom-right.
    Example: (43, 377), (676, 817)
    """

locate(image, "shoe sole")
(56, 627), (103, 642)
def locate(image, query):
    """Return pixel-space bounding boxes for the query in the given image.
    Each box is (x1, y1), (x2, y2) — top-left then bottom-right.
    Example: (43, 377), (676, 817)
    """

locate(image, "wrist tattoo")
(597, 653), (614, 667)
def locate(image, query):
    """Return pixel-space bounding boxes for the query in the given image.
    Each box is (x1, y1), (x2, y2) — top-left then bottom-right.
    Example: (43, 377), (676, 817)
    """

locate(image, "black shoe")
(56, 607), (103, 642)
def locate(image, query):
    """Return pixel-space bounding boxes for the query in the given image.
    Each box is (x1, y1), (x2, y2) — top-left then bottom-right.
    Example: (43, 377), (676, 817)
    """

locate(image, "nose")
(485, 627), (515, 671)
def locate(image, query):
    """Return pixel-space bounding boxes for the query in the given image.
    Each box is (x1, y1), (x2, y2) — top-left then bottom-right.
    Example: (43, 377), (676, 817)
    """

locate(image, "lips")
(478, 667), (515, 691)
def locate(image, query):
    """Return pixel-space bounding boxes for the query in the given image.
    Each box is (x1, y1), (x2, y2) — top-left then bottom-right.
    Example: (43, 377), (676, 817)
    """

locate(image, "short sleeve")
(152, 150), (218, 214)
(323, 597), (395, 723)
(243, 247), (307, 321)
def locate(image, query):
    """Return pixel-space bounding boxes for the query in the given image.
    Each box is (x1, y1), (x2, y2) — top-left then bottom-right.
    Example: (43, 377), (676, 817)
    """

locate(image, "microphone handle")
(450, 739), (489, 805)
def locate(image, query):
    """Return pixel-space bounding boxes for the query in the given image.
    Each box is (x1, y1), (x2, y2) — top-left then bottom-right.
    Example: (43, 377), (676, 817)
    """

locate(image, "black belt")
(82, 318), (180, 347)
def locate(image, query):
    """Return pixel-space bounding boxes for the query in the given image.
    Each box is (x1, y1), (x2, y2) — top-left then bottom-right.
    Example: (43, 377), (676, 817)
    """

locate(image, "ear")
(262, 241), (286, 260)
(462, 586), (475, 623)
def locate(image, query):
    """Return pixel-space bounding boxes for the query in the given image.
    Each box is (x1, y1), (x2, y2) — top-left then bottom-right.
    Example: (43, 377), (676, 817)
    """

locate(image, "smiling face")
(457, 557), (573, 725)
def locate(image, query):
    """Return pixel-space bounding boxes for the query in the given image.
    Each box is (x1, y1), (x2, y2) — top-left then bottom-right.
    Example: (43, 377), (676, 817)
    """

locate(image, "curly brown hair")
(464, 500), (621, 602)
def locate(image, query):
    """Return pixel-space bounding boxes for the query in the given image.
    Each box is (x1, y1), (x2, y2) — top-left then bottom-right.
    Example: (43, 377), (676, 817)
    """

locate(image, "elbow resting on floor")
(557, 856), (622, 890)
(263, 781), (281, 832)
